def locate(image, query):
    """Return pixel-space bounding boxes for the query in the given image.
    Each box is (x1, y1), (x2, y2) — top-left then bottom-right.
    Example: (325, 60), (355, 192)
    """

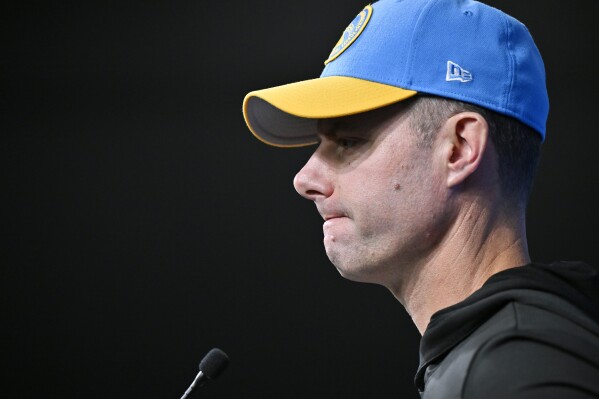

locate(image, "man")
(242, 0), (599, 397)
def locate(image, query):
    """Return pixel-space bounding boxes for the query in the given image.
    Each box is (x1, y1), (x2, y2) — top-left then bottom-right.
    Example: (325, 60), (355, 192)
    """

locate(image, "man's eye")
(337, 138), (361, 149)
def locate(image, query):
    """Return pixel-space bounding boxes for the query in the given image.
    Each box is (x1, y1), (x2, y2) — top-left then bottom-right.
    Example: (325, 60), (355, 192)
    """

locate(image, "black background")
(2, 1), (598, 398)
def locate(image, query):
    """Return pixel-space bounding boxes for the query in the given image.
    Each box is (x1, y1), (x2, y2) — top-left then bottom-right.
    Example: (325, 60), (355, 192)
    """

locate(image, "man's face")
(293, 102), (450, 287)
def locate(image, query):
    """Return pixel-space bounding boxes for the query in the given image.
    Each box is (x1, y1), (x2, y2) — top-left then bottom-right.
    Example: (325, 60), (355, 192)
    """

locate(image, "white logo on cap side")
(446, 61), (473, 83)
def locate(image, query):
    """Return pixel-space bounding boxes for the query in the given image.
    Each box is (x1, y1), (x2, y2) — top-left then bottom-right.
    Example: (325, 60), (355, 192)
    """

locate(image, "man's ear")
(439, 112), (489, 188)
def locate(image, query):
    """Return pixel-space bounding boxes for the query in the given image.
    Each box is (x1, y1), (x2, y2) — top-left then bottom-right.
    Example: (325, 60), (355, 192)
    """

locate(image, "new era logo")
(446, 61), (473, 83)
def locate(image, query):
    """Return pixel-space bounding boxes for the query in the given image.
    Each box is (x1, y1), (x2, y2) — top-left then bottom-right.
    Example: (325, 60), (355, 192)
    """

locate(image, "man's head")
(242, 0), (547, 287)
(291, 94), (540, 285)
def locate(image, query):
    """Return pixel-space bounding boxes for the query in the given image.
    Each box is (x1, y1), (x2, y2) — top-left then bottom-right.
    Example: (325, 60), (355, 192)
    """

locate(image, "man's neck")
(389, 201), (530, 335)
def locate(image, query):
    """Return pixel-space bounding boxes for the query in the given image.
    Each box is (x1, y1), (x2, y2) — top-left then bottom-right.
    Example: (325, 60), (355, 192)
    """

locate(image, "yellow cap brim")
(243, 76), (418, 147)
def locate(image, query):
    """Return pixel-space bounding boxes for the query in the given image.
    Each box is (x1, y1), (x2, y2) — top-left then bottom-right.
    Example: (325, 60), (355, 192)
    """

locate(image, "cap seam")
(401, 0), (438, 87)
(502, 12), (516, 112)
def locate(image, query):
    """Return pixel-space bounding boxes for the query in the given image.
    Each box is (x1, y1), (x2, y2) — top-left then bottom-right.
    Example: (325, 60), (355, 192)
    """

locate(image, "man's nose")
(293, 153), (333, 201)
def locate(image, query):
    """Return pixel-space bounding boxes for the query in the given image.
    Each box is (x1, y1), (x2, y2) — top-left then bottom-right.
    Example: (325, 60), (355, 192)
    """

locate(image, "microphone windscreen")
(198, 348), (229, 380)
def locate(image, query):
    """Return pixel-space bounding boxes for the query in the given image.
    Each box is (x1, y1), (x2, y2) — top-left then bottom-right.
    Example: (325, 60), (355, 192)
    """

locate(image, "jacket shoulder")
(422, 296), (599, 399)
(462, 301), (599, 399)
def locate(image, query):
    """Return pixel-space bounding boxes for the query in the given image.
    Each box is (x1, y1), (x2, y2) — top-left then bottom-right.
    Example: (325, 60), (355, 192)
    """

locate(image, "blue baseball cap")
(243, 0), (549, 147)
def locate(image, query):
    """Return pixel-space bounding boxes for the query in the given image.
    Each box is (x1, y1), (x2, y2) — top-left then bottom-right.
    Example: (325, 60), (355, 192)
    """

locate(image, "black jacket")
(416, 262), (599, 398)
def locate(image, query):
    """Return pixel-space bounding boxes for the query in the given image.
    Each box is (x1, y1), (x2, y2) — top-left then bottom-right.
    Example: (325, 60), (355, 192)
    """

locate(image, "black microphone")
(180, 348), (229, 399)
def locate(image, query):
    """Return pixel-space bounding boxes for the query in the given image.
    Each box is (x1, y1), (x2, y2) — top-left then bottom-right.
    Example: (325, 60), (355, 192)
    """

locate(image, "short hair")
(406, 94), (542, 209)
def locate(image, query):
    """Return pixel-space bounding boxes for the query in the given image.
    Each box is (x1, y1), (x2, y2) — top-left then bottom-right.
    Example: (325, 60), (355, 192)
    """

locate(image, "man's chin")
(329, 256), (385, 284)
(336, 266), (367, 282)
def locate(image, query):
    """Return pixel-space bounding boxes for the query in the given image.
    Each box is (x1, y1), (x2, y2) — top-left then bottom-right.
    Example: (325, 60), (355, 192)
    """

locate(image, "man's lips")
(317, 204), (348, 221)
(323, 214), (346, 221)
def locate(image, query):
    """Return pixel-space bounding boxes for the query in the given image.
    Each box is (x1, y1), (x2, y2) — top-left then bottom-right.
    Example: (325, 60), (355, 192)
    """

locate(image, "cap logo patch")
(446, 61), (473, 83)
(324, 5), (373, 65)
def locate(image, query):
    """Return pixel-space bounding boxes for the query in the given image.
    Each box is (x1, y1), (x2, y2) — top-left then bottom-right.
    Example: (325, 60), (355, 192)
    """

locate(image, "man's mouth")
(323, 214), (345, 221)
